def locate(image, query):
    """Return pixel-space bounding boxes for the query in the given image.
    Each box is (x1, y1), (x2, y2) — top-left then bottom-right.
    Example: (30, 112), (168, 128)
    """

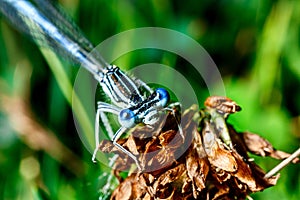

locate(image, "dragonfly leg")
(93, 102), (141, 170)
(92, 102), (121, 163)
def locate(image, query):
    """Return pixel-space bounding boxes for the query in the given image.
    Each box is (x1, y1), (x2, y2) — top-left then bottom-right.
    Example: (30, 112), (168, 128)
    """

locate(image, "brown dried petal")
(139, 173), (155, 188)
(231, 150), (256, 191)
(159, 130), (183, 148)
(143, 136), (161, 154)
(204, 96), (241, 114)
(247, 161), (280, 192)
(110, 174), (137, 200)
(153, 164), (186, 191)
(186, 148), (209, 197)
(210, 167), (231, 183)
(98, 140), (133, 173)
(143, 146), (177, 172)
(138, 174), (157, 198)
(123, 135), (139, 155)
(210, 182), (230, 200)
(112, 156), (132, 178)
(242, 132), (299, 163)
(242, 131), (275, 157)
(227, 125), (249, 159)
(98, 139), (124, 154)
(202, 120), (237, 172)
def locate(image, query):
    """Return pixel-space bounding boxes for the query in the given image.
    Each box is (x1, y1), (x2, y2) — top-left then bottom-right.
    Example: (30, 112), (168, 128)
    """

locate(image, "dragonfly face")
(134, 88), (170, 123)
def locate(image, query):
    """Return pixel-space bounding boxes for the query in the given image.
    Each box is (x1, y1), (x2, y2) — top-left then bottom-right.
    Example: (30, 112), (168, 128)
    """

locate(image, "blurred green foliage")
(0, 0), (299, 199)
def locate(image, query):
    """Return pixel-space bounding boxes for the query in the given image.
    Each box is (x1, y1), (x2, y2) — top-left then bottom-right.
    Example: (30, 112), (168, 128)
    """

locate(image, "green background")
(0, 0), (299, 199)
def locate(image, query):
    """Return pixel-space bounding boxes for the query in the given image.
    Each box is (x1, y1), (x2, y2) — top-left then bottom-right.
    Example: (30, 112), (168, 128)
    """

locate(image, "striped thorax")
(99, 65), (145, 108)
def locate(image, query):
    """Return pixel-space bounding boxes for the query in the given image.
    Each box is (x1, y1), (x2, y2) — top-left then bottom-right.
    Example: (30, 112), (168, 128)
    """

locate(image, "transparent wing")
(33, 0), (94, 53)
(0, 0), (108, 76)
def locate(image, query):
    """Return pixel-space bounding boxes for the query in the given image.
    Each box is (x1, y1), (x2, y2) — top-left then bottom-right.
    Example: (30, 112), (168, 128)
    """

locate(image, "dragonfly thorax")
(99, 65), (145, 107)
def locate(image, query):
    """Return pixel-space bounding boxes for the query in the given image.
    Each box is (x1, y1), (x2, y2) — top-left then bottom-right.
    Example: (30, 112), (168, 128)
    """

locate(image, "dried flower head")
(97, 96), (299, 200)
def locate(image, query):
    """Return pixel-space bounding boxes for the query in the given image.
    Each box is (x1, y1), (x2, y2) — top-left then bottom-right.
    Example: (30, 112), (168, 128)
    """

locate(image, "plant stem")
(264, 147), (300, 178)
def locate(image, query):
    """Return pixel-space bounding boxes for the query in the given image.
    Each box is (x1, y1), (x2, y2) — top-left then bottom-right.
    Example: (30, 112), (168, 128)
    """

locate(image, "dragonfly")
(0, 0), (183, 170)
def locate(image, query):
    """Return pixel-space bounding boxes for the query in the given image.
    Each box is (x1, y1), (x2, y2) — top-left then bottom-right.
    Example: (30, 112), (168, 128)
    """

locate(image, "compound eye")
(156, 88), (170, 107)
(119, 109), (135, 128)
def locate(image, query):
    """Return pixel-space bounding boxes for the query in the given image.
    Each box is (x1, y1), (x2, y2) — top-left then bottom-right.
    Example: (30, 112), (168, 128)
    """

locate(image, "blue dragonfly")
(0, 0), (183, 170)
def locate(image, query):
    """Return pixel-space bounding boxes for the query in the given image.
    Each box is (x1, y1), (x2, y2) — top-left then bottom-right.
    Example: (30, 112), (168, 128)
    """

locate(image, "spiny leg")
(92, 102), (121, 162)
(99, 111), (114, 139)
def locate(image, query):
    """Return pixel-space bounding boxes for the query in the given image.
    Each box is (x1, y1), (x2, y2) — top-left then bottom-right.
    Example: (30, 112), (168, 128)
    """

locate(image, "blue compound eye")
(118, 109), (135, 128)
(156, 88), (170, 107)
